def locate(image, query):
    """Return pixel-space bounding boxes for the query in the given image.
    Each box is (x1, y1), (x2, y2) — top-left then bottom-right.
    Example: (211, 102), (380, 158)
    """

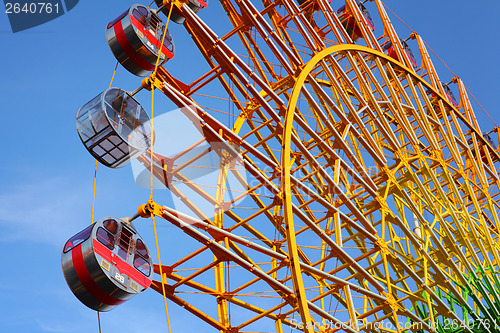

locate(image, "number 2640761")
(5, 3), (60, 14)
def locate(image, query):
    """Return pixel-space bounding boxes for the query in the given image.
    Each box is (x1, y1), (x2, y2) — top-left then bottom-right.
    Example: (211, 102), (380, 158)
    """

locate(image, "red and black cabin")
(154, 0), (208, 25)
(442, 84), (459, 108)
(426, 82), (459, 108)
(382, 39), (418, 69)
(61, 218), (152, 312)
(106, 4), (175, 77)
(337, 0), (375, 42)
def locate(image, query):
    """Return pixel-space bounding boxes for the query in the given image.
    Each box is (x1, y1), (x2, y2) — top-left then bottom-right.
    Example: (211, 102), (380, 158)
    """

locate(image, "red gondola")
(337, 0), (375, 42)
(154, 0), (208, 25)
(468, 133), (498, 164)
(382, 39), (418, 69)
(61, 217), (152, 312)
(106, 4), (175, 77)
(426, 83), (459, 108)
(442, 84), (459, 108)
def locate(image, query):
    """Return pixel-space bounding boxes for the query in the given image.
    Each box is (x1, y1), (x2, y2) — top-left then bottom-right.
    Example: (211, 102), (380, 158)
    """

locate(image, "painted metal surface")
(74, 0), (500, 331)
(61, 218), (152, 311)
(136, 2), (500, 330)
(106, 4), (174, 77)
(154, 0), (208, 25)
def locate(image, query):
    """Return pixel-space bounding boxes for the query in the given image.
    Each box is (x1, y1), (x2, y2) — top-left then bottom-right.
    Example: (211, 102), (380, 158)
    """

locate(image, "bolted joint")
(141, 77), (152, 91)
(273, 193), (283, 205)
(383, 292), (401, 313)
(162, 0), (185, 10)
(164, 284), (175, 296)
(137, 204), (151, 218)
(375, 238), (391, 256)
(137, 200), (165, 218)
(283, 293), (297, 307)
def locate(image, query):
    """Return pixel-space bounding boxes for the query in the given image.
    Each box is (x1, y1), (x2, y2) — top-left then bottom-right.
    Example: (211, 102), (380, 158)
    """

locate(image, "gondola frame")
(61, 217), (153, 312)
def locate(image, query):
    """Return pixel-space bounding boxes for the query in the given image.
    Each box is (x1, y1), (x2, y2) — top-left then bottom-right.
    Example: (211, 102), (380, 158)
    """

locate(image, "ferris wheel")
(62, 0), (500, 332)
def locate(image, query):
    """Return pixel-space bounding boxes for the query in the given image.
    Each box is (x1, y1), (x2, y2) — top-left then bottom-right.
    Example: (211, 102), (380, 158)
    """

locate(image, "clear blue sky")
(0, 1), (498, 332)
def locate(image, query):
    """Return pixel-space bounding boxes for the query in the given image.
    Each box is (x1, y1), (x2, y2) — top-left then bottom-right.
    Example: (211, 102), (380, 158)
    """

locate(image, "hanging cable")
(382, 1), (499, 129)
(90, 61), (119, 333)
(149, 4), (174, 333)
(419, 33), (499, 129)
(91, 61), (119, 226)
(90, 160), (98, 225)
(109, 61), (119, 89)
(150, 0), (174, 200)
(97, 311), (102, 333)
(463, 85), (499, 128)
(152, 214), (172, 333)
(381, 2), (416, 34)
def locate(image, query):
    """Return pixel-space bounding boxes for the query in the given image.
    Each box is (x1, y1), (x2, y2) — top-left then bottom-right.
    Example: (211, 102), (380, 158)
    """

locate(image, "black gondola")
(76, 87), (153, 169)
(106, 4), (175, 77)
(337, 0), (375, 42)
(61, 217), (152, 312)
(382, 39), (418, 69)
(154, 0), (208, 25)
